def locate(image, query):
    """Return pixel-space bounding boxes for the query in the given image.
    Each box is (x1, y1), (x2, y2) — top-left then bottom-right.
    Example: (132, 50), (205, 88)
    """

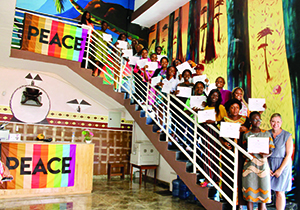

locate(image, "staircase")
(11, 48), (223, 209)
(10, 9), (254, 210)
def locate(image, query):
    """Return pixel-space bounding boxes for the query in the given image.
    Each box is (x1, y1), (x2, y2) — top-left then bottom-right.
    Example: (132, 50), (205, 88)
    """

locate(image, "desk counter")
(0, 141), (94, 198)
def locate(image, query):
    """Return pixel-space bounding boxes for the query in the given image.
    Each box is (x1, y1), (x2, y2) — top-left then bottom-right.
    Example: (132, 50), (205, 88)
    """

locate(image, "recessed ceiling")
(132, 0), (190, 28)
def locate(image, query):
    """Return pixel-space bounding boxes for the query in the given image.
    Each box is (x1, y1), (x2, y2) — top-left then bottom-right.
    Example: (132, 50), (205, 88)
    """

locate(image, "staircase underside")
(10, 49), (224, 210)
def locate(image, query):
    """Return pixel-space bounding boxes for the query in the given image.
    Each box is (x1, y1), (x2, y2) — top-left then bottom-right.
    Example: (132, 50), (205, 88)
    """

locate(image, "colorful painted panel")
(21, 13), (88, 62)
(248, 0), (295, 135)
(1, 143), (76, 189)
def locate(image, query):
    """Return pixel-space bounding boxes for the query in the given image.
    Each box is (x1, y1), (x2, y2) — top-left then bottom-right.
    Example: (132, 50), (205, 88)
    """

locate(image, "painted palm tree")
(205, 0), (216, 63)
(214, 0), (224, 43)
(257, 27), (273, 82)
(200, 6), (207, 53)
(53, 0), (65, 13)
(52, 0), (140, 40)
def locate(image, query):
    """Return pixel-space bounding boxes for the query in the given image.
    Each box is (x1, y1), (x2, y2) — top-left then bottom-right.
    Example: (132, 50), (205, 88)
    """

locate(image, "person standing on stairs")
(183, 81), (207, 152)
(93, 21), (109, 71)
(113, 33), (130, 90)
(133, 48), (150, 103)
(220, 99), (250, 207)
(172, 69), (194, 146)
(198, 89), (227, 187)
(155, 66), (179, 133)
(80, 11), (94, 69)
(242, 111), (274, 210)
(215, 76), (231, 105)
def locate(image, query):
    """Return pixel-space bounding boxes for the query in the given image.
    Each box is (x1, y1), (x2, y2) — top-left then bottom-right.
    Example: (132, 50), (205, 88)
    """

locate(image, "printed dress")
(242, 130), (274, 203)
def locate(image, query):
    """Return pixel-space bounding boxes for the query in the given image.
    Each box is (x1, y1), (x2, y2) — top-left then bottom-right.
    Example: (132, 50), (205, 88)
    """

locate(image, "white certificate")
(128, 56), (140, 65)
(116, 40), (127, 49)
(197, 109), (216, 123)
(146, 62), (158, 70)
(219, 122), (241, 139)
(176, 86), (192, 98)
(122, 49), (133, 57)
(190, 96), (206, 109)
(248, 98), (266, 111)
(176, 61), (193, 74)
(193, 75), (207, 84)
(157, 54), (167, 61)
(150, 76), (161, 86)
(161, 82), (173, 93)
(136, 59), (148, 68)
(102, 33), (112, 42)
(247, 137), (269, 154)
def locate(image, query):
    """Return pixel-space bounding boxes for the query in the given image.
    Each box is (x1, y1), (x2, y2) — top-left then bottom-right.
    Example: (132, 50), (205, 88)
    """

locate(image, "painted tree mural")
(257, 27), (273, 83)
(205, 0), (216, 63)
(193, 0), (201, 63)
(226, 0), (251, 100)
(200, 6), (207, 53)
(282, 0), (300, 202)
(186, 0), (196, 61)
(215, 0), (224, 43)
(176, 7), (184, 62)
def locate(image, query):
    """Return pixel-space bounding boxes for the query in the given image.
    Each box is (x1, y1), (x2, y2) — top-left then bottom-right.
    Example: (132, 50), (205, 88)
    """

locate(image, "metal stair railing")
(11, 9), (254, 210)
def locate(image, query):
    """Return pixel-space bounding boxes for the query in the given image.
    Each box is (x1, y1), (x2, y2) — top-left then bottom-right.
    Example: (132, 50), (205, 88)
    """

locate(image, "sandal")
(199, 181), (208, 187)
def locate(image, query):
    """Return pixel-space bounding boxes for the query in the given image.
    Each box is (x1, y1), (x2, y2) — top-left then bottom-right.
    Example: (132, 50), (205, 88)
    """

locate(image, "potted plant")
(82, 129), (94, 143)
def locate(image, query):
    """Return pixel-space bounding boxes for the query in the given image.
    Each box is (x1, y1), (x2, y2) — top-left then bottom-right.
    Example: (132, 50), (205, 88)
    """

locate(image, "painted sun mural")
(149, 0), (300, 202)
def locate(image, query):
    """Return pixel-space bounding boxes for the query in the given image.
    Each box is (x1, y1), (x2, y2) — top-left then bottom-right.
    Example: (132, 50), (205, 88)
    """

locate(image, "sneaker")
(186, 145), (192, 152)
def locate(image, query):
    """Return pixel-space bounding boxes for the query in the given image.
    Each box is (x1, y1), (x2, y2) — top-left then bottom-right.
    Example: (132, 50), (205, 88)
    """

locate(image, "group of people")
(79, 13), (293, 210)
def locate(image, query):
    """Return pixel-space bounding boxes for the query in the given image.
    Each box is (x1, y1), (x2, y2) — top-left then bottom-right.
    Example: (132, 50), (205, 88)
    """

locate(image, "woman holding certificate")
(220, 99), (250, 206)
(268, 113), (293, 210)
(196, 89), (227, 187)
(242, 111), (274, 210)
(172, 69), (194, 142)
(155, 66), (179, 132)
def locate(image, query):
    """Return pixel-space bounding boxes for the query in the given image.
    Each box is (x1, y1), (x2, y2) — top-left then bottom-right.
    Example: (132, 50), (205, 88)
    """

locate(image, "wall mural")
(149, 0), (300, 202)
(16, 0), (148, 45)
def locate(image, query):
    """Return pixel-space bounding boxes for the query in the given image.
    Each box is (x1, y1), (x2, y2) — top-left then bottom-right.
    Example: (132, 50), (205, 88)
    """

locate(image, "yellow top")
(204, 105), (227, 122)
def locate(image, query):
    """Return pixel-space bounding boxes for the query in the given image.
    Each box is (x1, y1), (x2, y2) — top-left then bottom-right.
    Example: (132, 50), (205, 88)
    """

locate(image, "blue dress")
(268, 129), (292, 192)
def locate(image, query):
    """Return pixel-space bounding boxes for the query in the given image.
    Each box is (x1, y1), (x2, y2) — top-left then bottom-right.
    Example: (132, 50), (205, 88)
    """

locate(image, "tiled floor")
(0, 178), (205, 210)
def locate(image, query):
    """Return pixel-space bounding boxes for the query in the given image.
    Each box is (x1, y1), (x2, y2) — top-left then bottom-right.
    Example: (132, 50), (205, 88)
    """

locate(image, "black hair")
(182, 69), (192, 77)
(172, 58), (182, 67)
(250, 111), (260, 120)
(206, 89), (222, 115)
(150, 53), (157, 58)
(193, 81), (207, 97)
(81, 11), (92, 24)
(166, 66), (177, 79)
(160, 57), (169, 63)
(117, 33), (127, 41)
(225, 99), (243, 112)
(215, 76), (225, 84)
(101, 21), (107, 26)
(155, 46), (162, 51)
(140, 48), (148, 53)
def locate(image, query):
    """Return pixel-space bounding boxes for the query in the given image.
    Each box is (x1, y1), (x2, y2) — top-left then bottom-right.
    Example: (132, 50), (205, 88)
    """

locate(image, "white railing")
(11, 9), (253, 210)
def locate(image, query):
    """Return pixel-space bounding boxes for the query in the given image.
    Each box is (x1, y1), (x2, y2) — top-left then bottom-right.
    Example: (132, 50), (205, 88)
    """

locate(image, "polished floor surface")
(0, 177), (205, 210)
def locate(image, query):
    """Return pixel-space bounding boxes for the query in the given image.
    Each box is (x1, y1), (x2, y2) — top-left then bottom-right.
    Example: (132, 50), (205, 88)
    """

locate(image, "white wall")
(0, 67), (109, 115)
(131, 122), (176, 185)
(0, 0), (124, 112)
(134, 0), (147, 11)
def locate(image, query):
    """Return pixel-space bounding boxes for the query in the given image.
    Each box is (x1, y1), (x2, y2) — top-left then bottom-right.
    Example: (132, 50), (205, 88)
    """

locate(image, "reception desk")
(0, 141), (94, 198)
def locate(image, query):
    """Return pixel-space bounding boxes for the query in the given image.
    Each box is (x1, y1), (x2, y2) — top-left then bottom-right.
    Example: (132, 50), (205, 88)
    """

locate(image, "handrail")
(11, 10), (256, 210)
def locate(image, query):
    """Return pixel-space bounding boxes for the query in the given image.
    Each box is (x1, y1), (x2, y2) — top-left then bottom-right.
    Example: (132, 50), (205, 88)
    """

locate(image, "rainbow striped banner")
(21, 13), (88, 62)
(1, 142), (76, 189)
